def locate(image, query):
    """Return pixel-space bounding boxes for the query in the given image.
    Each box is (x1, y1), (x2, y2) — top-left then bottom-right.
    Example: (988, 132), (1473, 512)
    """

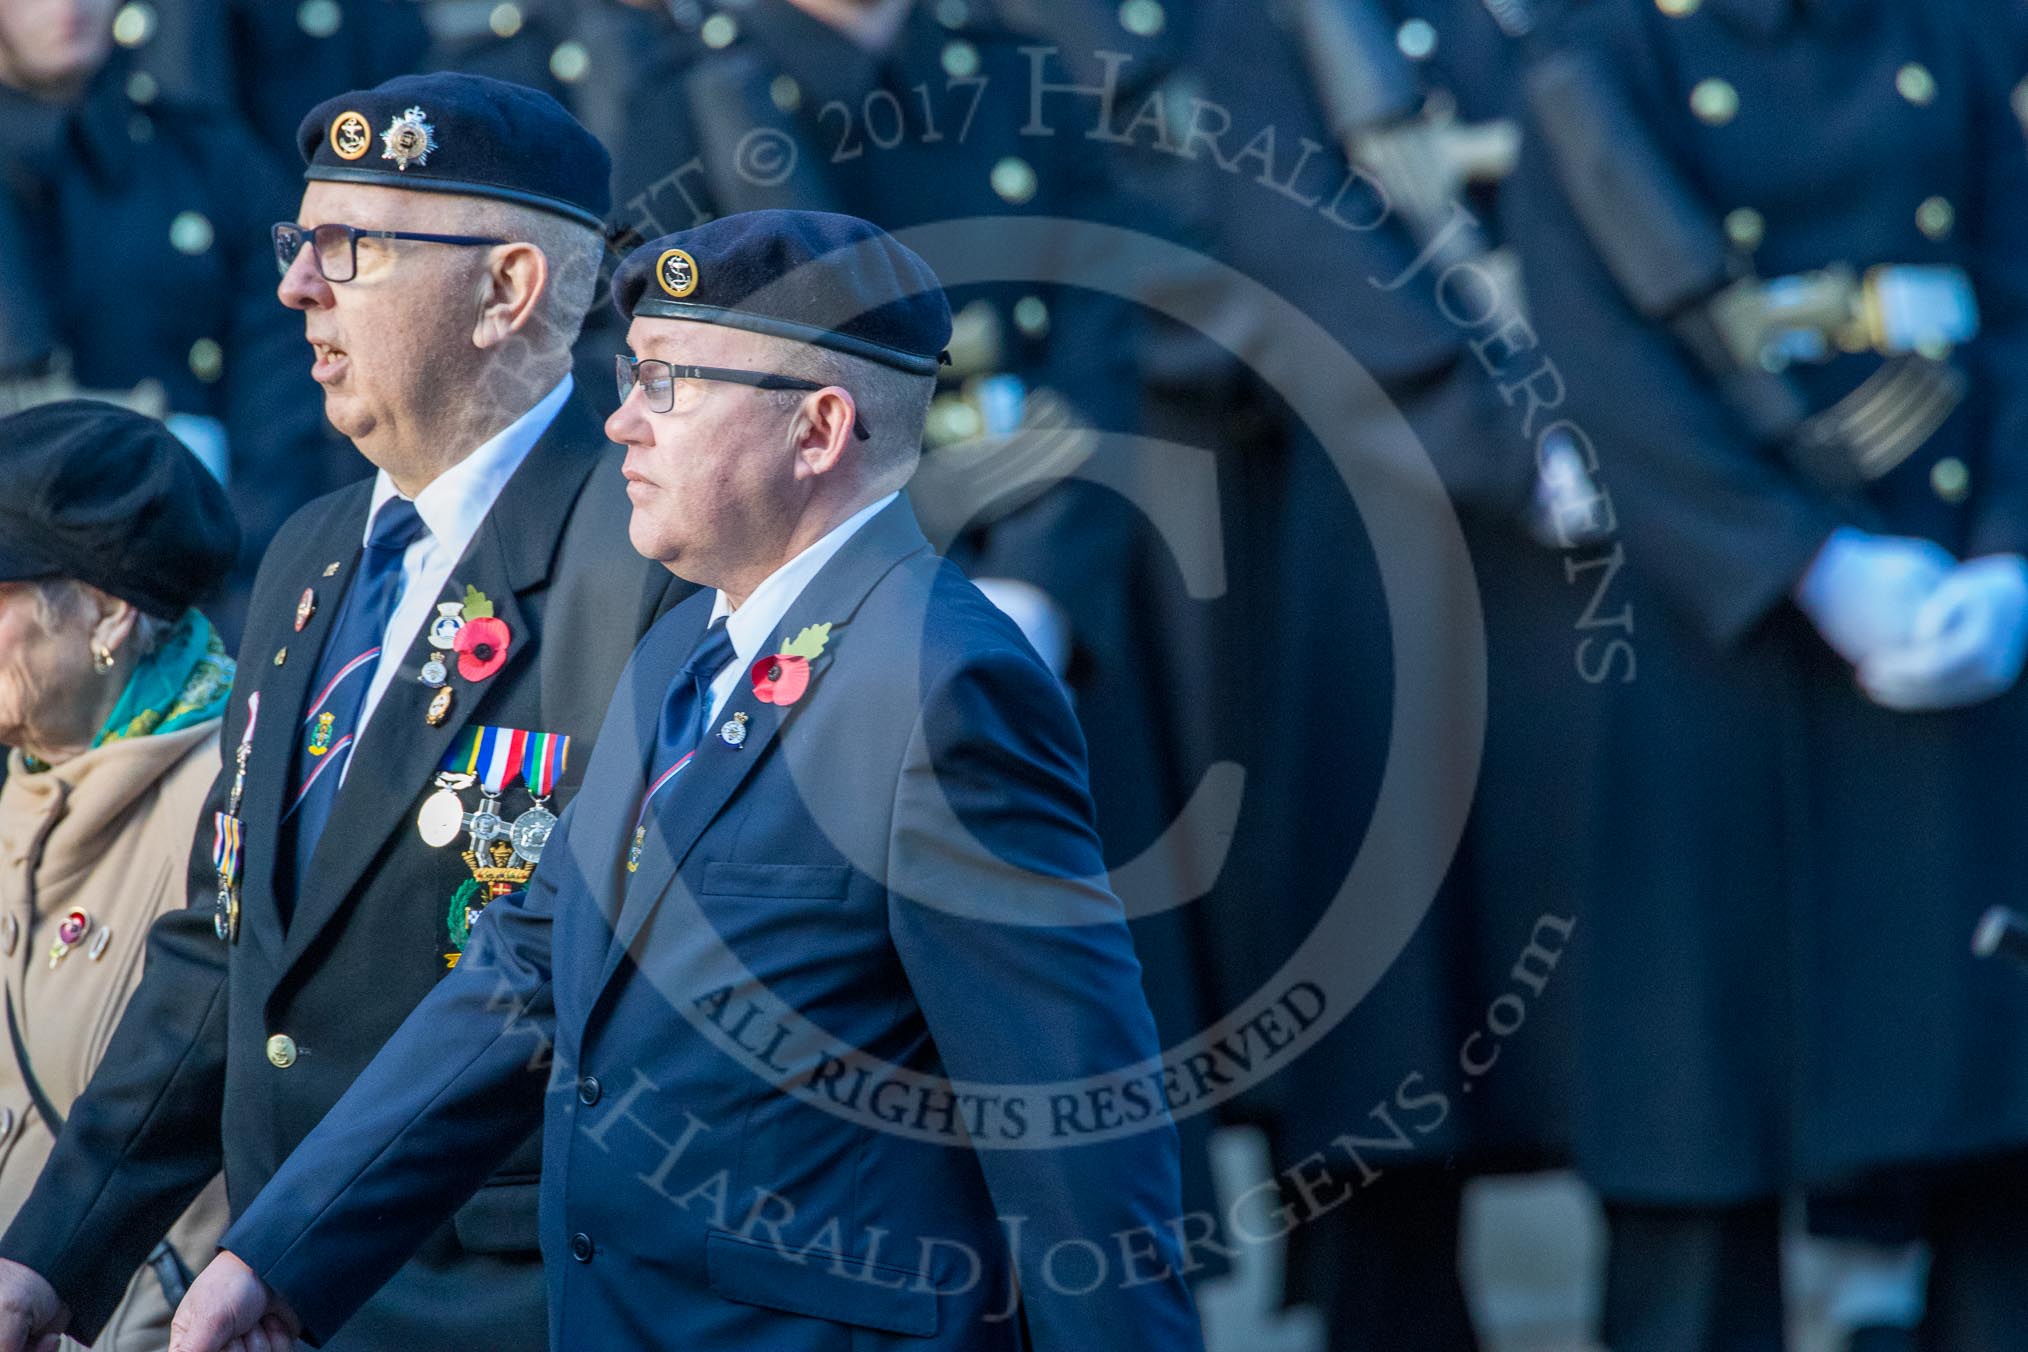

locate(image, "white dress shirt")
(346, 374), (574, 779)
(701, 491), (899, 726)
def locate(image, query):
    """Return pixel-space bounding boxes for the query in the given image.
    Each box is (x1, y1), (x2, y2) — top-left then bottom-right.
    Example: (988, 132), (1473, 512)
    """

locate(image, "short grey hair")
(770, 344), (935, 476)
(460, 200), (606, 354)
(31, 579), (172, 662)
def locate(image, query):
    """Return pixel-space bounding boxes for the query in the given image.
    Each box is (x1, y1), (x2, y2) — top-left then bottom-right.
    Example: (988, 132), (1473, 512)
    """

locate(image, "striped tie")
(279, 497), (427, 914)
(628, 619), (737, 891)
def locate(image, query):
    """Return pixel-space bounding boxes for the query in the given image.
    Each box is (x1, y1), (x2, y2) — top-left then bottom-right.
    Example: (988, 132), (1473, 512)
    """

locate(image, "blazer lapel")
(277, 402), (601, 975)
(239, 491), (371, 963)
(594, 499), (933, 993)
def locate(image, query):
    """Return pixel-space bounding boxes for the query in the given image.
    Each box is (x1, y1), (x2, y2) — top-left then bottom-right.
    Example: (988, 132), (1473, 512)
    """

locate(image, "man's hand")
(1860, 554), (2028, 711)
(0, 1258), (67, 1352)
(168, 1250), (300, 1352)
(1793, 527), (1957, 665)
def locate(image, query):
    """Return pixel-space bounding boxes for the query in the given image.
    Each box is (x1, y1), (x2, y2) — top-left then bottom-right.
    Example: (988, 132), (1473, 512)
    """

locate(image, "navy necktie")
(281, 497), (428, 910)
(630, 619), (737, 888)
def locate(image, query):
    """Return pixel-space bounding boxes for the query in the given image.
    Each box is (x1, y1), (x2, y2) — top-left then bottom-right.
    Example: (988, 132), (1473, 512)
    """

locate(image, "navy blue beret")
(297, 73), (610, 231)
(613, 211), (952, 376)
(0, 401), (240, 619)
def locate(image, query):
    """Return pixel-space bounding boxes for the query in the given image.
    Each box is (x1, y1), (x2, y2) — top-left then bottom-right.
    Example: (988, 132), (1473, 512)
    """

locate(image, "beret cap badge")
(329, 110), (371, 161)
(656, 248), (699, 299)
(380, 105), (437, 172)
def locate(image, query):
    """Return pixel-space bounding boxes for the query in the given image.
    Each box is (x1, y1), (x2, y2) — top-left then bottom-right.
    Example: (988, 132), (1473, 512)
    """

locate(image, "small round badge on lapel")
(329, 109), (371, 160)
(719, 711), (749, 747)
(426, 685), (454, 726)
(295, 587), (316, 631)
(656, 248), (699, 298)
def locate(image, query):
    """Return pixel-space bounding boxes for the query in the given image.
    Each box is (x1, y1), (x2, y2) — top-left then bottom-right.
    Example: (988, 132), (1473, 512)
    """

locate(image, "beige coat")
(0, 724), (229, 1352)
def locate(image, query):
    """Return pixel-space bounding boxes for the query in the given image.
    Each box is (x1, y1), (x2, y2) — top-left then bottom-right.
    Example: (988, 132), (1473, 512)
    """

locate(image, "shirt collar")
(711, 491), (899, 670)
(366, 373), (573, 555)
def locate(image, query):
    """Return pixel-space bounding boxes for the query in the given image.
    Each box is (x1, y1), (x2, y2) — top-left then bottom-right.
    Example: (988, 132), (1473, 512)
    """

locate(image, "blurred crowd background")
(8, 0), (2028, 1348)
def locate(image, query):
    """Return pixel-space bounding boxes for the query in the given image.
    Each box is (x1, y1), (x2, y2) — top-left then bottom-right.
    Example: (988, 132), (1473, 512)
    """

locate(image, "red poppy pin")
(750, 623), (832, 706)
(454, 585), (511, 681)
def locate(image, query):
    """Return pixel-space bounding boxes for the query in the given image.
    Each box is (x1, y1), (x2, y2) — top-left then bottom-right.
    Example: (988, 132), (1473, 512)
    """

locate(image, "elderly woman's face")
(0, 583), (90, 749)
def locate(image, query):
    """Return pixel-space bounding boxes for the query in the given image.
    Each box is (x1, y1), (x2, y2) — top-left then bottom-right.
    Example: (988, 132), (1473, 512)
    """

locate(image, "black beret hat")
(613, 210), (953, 375)
(0, 401), (241, 620)
(298, 72), (610, 230)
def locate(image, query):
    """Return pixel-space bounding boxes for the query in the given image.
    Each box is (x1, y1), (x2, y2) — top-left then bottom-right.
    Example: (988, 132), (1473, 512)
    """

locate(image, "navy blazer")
(223, 498), (1205, 1351)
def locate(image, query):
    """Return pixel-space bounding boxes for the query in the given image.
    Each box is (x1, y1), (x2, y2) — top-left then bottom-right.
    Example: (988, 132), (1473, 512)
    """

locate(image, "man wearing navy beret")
(169, 209), (1204, 1351)
(0, 72), (685, 1351)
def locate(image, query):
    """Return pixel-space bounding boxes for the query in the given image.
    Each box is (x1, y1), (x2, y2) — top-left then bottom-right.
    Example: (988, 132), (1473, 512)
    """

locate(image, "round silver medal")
(416, 787), (465, 848)
(719, 718), (747, 747)
(420, 654), (448, 687)
(510, 805), (558, 862)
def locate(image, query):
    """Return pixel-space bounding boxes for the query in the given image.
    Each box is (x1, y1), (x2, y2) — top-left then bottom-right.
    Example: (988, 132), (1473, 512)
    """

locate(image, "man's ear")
(473, 242), (548, 349)
(790, 387), (858, 480)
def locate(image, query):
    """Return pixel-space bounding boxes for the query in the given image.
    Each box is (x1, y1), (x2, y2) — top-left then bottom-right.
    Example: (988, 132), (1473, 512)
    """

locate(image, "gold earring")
(92, 644), (115, 675)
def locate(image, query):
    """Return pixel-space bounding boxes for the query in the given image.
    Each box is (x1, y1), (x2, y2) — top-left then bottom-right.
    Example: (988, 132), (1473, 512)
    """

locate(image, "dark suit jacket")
(221, 498), (1204, 1351)
(0, 397), (687, 1348)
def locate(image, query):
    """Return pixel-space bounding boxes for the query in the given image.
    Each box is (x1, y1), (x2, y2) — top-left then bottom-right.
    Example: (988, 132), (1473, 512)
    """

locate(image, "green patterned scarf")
(93, 608), (236, 748)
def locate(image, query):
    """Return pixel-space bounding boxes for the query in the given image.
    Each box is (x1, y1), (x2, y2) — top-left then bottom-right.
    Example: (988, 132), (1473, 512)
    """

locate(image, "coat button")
(1119, 0), (1164, 36)
(578, 1076), (602, 1106)
(1396, 18), (1437, 61)
(1917, 196), (1955, 241)
(1930, 456), (1971, 503)
(1690, 78), (1739, 126)
(1897, 63), (1937, 106)
(1723, 207), (1764, 251)
(991, 157), (1039, 206)
(570, 1232), (594, 1262)
(266, 1034), (298, 1068)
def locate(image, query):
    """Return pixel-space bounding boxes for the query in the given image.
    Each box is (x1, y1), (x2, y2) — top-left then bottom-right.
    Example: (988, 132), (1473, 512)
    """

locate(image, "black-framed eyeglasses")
(615, 354), (870, 441)
(272, 221), (511, 283)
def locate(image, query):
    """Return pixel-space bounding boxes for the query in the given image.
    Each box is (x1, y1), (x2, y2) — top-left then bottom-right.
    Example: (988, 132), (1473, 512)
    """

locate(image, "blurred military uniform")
(0, 44), (351, 646)
(1507, 0), (2028, 1345)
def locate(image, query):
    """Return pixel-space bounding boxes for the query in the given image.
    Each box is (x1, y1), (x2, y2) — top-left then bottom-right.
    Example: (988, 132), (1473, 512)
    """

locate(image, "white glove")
(1793, 527), (1956, 665)
(1859, 554), (2028, 711)
(971, 577), (1073, 678)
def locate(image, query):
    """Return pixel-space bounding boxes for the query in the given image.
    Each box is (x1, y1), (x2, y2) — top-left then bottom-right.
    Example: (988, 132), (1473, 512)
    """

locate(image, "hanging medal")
(437, 726), (535, 968)
(416, 771), (476, 848)
(628, 750), (698, 875)
(306, 711), (336, 757)
(508, 731), (569, 866)
(213, 692), (260, 942)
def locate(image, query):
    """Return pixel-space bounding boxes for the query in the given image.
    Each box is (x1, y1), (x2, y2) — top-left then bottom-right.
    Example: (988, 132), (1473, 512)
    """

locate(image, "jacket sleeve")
(0, 780), (231, 1342)
(884, 629), (1205, 1352)
(1503, 17), (1848, 649)
(218, 819), (562, 1346)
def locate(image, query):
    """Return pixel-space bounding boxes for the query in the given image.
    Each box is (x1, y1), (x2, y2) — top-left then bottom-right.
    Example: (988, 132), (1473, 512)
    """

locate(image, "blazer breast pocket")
(700, 861), (852, 901)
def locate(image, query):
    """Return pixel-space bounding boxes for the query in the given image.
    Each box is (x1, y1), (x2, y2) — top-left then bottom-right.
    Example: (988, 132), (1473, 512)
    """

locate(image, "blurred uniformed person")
(0, 0), (354, 644)
(1508, 0), (2028, 1347)
(0, 72), (684, 1352)
(1012, 0), (1593, 1346)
